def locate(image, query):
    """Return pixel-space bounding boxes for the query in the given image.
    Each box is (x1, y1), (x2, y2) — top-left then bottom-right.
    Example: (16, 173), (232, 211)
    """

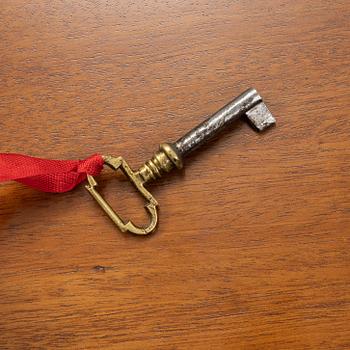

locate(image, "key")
(86, 88), (276, 235)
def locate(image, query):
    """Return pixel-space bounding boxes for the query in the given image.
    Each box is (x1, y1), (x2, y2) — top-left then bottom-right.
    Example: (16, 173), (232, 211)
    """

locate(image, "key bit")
(86, 88), (276, 235)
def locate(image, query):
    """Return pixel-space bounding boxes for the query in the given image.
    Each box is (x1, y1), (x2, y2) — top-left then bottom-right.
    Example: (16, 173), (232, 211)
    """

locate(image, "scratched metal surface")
(174, 88), (263, 156)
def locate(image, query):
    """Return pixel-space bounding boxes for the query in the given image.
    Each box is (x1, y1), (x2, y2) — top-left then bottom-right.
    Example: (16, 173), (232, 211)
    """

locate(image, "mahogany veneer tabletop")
(0, 1), (349, 349)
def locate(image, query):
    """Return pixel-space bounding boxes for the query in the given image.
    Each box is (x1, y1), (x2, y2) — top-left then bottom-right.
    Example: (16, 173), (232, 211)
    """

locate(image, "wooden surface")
(0, 1), (349, 349)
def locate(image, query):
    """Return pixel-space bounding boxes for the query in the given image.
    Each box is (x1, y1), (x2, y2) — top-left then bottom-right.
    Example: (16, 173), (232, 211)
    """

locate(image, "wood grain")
(0, 1), (349, 349)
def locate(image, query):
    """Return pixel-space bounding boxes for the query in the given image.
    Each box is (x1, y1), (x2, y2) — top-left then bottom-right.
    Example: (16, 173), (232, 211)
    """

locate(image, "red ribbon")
(0, 153), (104, 193)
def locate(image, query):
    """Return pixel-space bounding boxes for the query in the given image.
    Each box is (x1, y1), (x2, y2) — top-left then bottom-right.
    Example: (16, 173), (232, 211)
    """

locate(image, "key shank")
(137, 88), (275, 183)
(175, 88), (262, 156)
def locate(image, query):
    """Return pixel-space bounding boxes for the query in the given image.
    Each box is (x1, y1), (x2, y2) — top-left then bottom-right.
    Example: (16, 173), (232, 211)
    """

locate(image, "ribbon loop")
(0, 153), (104, 193)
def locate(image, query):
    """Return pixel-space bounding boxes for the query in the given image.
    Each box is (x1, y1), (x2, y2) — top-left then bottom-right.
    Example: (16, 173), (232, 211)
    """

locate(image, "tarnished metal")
(86, 88), (276, 235)
(174, 88), (275, 156)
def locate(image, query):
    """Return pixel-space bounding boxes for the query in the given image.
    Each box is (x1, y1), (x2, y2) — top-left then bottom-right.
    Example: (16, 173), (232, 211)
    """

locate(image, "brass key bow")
(86, 88), (276, 235)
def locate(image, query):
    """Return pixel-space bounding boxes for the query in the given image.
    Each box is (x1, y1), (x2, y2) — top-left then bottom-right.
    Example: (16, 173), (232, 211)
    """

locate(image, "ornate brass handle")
(85, 144), (182, 235)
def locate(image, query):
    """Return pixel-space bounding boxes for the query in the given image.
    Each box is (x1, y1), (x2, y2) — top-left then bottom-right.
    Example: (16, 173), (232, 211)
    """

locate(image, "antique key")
(86, 88), (276, 234)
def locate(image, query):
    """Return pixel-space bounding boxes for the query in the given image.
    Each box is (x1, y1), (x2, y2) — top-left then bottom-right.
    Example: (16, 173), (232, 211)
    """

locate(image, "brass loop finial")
(85, 144), (182, 235)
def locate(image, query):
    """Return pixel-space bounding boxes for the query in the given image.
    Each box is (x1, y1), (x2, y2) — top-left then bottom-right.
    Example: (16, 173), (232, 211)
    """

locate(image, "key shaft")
(175, 88), (261, 157)
(137, 88), (275, 183)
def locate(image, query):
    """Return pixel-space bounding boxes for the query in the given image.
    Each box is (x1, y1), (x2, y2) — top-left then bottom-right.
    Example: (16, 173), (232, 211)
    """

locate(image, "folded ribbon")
(0, 153), (104, 193)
